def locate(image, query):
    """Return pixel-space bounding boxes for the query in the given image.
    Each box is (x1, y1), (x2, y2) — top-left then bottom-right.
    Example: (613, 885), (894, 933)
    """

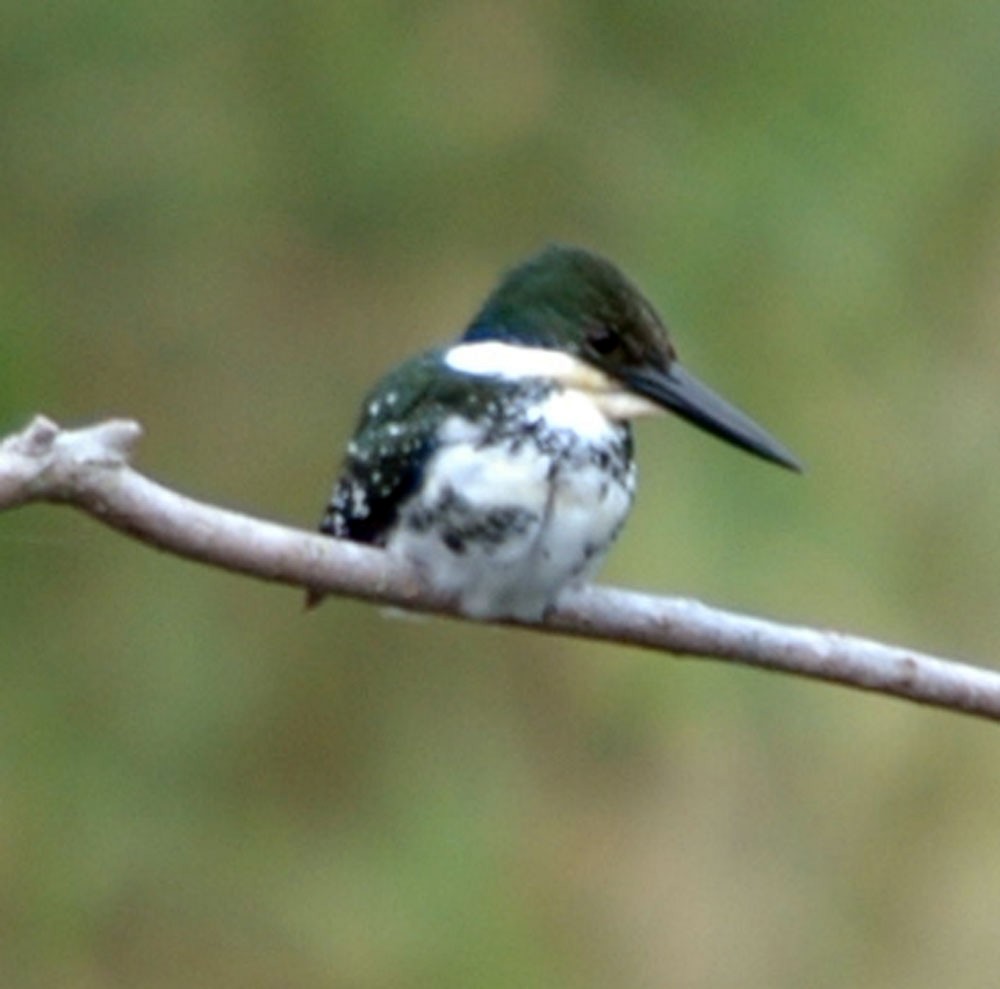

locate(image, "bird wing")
(318, 351), (447, 545)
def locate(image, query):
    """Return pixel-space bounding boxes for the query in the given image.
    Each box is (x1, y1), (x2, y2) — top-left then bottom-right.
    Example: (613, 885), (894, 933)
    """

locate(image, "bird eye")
(589, 327), (619, 355)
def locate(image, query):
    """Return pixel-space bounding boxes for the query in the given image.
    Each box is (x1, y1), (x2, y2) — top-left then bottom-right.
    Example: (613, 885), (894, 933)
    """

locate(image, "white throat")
(444, 341), (662, 421)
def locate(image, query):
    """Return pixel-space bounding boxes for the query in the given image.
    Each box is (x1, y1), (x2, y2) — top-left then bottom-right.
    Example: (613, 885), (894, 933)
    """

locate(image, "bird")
(310, 244), (800, 620)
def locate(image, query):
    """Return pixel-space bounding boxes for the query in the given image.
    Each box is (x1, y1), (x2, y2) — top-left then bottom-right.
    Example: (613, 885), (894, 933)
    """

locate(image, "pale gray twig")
(3, 414), (999, 722)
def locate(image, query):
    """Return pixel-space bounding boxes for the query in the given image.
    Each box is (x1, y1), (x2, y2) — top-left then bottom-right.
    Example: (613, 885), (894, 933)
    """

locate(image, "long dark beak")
(623, 363), (802, 471)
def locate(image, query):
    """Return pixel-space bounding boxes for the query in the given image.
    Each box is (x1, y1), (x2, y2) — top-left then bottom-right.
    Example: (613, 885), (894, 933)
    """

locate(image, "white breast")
(388, 388), (635, 620)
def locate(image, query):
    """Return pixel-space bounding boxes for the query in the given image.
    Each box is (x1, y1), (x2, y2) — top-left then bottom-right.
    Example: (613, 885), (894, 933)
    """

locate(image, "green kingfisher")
(311, 245), (800, 620)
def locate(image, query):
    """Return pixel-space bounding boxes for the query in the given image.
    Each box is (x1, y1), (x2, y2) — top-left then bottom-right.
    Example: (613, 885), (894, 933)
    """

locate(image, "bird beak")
(622, 363), (802, 471)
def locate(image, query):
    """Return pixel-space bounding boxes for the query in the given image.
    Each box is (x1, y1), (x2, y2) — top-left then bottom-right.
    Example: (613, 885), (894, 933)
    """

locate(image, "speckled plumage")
(318, 349), (636, 618)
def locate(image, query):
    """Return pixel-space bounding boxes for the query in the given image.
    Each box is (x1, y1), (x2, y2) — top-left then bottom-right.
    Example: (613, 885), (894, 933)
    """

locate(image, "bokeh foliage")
(2, 2), (1000, 986)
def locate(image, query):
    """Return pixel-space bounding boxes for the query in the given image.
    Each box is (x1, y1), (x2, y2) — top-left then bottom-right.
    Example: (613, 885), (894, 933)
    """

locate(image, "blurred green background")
(2, 2), (1000, 986)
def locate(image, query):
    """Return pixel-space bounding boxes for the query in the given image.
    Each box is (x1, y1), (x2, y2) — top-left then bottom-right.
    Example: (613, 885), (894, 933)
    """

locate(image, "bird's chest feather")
(388, 388), (636, 618)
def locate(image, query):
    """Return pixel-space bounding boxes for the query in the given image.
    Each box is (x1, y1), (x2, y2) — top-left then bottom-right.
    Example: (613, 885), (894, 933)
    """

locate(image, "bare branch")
(4, 414), (999, 722)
